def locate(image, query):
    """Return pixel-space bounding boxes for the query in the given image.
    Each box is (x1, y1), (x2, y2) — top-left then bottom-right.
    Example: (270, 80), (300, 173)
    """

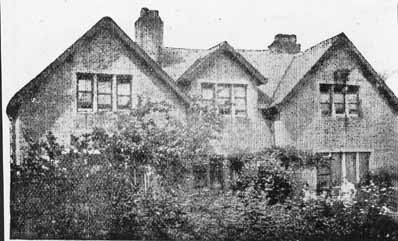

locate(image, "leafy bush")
(10, 99), (398, 240)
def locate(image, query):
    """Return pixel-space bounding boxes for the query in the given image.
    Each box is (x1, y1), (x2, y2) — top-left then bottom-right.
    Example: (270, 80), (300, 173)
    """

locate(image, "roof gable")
(269, 33), (398, 114)
(7, 17), (190, 119)
(176, 41), (268, 86)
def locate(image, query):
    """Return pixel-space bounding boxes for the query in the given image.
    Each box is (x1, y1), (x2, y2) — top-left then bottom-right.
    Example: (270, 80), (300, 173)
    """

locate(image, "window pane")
(117, 75), (132, 95)
(235, 98), (246, 110)
(98, 94), (112, 108)
(118, 96), (131, 109)
(218, 99), (231, 115)
(321, 103), (331, 116)
(217, 84), (231, 98)
(320, 92), (331, 103)
(335, 103), (345, 114)
(334, 92), (344, 103)
(78, 92), (92, 108)
(331, 153), (342, 186)
(359, 152), (370, 181)
(202, 83), (215, 100)
(98, 80), (112, 94)
(348, 103), (358, 115)
(347, 93), (358, 103)
(117, 83), (130, 96)
(78, 79), (92, 92)
(346, 152), (357, 183)
(234, 85), (246, 98)
(320, 84), (331, 93)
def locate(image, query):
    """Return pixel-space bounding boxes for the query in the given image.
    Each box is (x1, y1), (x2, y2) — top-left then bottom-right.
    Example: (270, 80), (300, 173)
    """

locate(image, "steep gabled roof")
(269, 33), (398, 113)
(271, 33), (341, 106)
(6, 17), (191, 119)
(175, 41), (268, 85)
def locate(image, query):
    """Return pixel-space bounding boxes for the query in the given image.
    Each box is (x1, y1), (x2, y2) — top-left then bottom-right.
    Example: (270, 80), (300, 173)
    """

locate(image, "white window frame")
(76, 72), (133, 113)
(320, 151), (371, 184)
(201, 82), (248, 118)
(319, 83), (359, 118)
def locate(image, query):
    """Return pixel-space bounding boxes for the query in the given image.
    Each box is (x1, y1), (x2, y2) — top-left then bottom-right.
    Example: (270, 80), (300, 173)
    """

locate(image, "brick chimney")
(268, 34), (301, 54)
(135, 7), (163, 63)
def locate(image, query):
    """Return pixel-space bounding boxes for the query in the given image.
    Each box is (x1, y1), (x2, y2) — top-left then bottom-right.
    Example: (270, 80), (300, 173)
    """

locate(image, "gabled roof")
(174, 41), (268, 85)
(269, 33), (398, 113)
(6, 17), (191, 119)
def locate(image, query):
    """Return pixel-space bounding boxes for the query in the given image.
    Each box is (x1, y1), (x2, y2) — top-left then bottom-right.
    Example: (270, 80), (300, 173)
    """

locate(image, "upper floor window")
(77, 73), (132, 112)
(97, 74), (112, 110)
(320, 83), (359, 117)
(201, 83), (247, 117)
(77, 73), (94, 110)
(117, 75), (132, 110)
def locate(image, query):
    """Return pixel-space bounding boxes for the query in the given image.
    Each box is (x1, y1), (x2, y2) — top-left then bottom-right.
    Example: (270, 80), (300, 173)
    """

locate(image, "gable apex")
(6, 16), (191, 120)
(177, 41), (268, 86)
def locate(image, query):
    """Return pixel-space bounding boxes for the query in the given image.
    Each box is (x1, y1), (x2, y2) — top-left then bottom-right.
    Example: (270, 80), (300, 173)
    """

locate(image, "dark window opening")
(117, 75), (132, 110)
(97, 74), (112, 110)
(77, 73), (94, 110)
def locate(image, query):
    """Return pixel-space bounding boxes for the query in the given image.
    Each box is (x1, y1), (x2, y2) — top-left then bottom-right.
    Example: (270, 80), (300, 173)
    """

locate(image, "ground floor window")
(318, 151), (370, 189)
(193, 156), (225, 189)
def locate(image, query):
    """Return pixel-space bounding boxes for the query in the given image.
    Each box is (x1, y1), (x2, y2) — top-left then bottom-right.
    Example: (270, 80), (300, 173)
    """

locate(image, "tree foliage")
(10, 99), (398, 240)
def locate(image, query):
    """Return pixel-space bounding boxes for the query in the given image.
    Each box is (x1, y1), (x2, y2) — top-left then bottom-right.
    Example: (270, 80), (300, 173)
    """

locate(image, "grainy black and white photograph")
(2, 0), (398, 240)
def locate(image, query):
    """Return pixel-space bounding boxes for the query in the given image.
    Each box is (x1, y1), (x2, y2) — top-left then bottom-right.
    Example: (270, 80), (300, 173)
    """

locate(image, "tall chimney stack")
(268, 34), (301, 54)
(135, 7), (164, 63)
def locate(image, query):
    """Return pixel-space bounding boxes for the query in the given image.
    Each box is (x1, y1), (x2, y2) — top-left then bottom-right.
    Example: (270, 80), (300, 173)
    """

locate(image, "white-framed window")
(117, 75), (132, 110)
(77, 73), (94, 111)
(201, 82), (248, 117)
(319, 84), (359, 117)
(318, 151), (370, 187)
(77, 73), (132, 112)
(97, 74), (113, 110)
(320, 69), (360, 118)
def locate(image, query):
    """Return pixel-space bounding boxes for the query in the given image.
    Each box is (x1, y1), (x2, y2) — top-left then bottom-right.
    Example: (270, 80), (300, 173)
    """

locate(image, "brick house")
(7, 8), (398, 187)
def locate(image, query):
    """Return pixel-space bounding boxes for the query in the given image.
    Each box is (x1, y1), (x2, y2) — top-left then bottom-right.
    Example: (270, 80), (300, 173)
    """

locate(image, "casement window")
(77, 73), (94, 110)
(76, 73), (132, 112)
(97, 74), (113, 110)
(217, 84), (232, 115)
(234, 84), (247, 117)
(318, 152), (370, 188)
(201, 83), (216, 106)
(117, 75), (132, 110)
(201, 82), (248, 117)
(319, 84), (359, 117)
(320, 69), (360, 117)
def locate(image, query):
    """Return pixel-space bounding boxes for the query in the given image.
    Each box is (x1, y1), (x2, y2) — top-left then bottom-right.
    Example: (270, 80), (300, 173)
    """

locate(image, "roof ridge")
(298, 32), (344, 55)
(164, 46), (207, 51)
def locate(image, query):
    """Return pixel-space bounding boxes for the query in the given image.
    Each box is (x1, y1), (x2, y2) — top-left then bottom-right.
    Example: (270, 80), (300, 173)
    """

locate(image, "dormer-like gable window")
(201, 82), (247, 118)
(320, 69), (359, 118)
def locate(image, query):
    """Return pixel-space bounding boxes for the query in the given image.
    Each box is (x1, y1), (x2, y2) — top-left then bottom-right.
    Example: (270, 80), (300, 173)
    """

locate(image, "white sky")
(2, 0), (398, 103)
